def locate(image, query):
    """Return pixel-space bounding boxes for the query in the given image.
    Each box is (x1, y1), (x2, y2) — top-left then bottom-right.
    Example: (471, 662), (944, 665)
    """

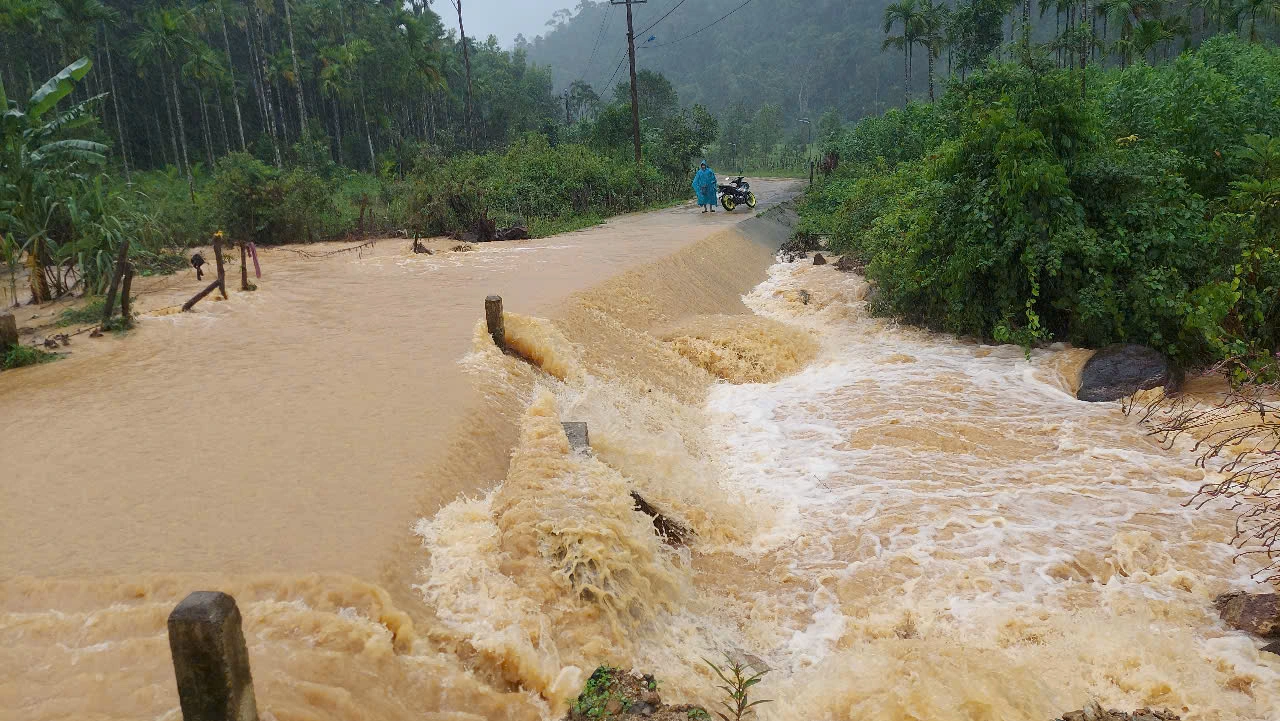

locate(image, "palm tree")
(1133, 16), (1172, 60)
(448, 0), (474, 142)
(201, 0), (247, 150)
(182, 41), (227, 167)
(884, 0), (924, 107)
(1236, 0), (1280, 41)
(130, 6), (196, 200)
(921, 0), (950, 102)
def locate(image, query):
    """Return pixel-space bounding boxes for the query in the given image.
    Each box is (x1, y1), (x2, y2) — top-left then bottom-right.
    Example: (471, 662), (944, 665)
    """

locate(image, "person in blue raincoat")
(693, 161), (718, 213)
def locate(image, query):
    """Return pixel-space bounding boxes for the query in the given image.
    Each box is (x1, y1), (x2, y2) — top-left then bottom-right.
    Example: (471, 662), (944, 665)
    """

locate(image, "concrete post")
(167, 591), (259, 721)
(485, 295), (505, 350)
(0, 312), (16, 352)
(563, 422), (589, 452)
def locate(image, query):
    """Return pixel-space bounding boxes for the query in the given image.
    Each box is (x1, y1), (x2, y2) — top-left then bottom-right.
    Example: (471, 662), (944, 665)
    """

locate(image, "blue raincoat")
(693, 164), (717, 206)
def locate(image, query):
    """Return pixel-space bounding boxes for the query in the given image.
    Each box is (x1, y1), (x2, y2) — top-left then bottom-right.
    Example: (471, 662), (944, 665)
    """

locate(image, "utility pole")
(611, 0), (646, 164)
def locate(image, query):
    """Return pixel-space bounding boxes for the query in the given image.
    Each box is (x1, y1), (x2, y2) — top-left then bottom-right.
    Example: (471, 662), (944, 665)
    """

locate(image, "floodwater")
(4, 178), (1279, 721)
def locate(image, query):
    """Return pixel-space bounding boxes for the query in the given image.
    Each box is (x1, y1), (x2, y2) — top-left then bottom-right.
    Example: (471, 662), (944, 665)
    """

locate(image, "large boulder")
(1077, 344), (1172, 402)
(1215, 592), (1280, 637)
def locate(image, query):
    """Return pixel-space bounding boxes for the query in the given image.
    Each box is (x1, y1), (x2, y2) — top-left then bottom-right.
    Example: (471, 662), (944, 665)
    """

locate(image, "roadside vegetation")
(801, 34), (1280, 381)
(0, 1), (719, 313)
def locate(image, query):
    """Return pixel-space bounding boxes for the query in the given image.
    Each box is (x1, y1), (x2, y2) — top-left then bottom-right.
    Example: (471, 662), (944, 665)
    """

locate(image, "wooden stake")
(119, 262), (134, 323)
(485, 295), (505, 350)
(213, 234), (227, 299)
(0, 312), (16, 352)
(100, 238), (131, 328)
(168, 591), (259, 721)
(239, 242), (249, 291)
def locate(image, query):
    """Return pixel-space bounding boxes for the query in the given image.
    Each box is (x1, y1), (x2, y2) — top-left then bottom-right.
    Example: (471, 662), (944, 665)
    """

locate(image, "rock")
(497, 225), (529, 241)
(798, 289), (811, 306)
(411, 239), (432, 255)
(41, 337), (58, 349)
(778, 233), (822, 263)
(1055, 704), (1180, 721)
(813, 253), (827, 265)
(1215, 592), (1280, 637)
(451, 244), (474, 253)
(89, 328), (103, 338)
(604, 698), (622, 714)
(1261, 640), (1280, 656)
(834, 255), (862, 273)
(1077, 344), (1172, 402)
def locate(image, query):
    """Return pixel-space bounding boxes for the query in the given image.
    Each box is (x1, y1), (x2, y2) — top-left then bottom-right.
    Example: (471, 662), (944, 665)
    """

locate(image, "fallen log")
(182, 280), (223, 312)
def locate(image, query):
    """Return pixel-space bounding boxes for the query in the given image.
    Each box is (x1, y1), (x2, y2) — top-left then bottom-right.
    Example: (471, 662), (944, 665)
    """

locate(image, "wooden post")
(167, 591), (259, 721)
(212, 234), (227, 299)
(485, 295), (504, 350)
(100, 238), (131, 328)
(239, 242), (249, 291)
(0, 312), (17, 352)
(182, 281), (223, 312)
(119, 262), (134, 324)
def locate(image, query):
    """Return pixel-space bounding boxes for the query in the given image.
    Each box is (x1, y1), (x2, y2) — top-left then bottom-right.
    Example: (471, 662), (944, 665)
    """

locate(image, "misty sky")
(452, 0), (571, 47)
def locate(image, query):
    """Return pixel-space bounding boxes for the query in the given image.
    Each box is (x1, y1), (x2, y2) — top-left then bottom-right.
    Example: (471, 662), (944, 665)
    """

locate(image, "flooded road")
(4, 176), (1279, 721)
(0, 181), (798, 579)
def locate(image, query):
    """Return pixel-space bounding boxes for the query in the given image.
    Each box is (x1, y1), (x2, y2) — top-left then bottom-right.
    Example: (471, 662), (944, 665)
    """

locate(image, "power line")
(575, 6), (613, 83)
(637, 0), (688, 37)
(603, 51), (628, 92)
(641, 0), (754, 49)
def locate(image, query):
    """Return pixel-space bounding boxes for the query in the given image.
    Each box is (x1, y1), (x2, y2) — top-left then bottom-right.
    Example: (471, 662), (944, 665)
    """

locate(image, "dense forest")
(800, 30), (1280, 379)
(527, 0), (1280, 127)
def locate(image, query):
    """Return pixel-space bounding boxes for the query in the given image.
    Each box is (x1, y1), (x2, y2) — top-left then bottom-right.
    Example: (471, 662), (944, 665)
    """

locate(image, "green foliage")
(406, 133), (685, 236)
(803, 36), (1280, 375)
(572, 666), (626, 719)
(2, 344), (58, 370)
(703, 656), (771, 721)
(56, 297), (107, 326)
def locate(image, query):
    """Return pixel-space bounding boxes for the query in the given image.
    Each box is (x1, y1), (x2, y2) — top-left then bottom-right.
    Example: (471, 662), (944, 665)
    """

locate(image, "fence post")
(167, 591), (259, 721)
(485, 295), (505, 350)
(0, 312), (16, 352)
(562, 422), (589, 452)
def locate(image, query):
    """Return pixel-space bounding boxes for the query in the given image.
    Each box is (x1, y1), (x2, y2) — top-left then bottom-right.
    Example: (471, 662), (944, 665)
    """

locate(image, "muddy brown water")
(3, 179), (1279, 721)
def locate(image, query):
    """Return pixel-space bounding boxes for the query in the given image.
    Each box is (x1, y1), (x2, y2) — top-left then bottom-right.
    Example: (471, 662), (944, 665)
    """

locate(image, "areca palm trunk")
(199, 88), (215, 168)
(252, 4), (283, 167)
(903, 44), (910, 106)
(102, 23), (130, 183)
(218, 2), (247, 150)
(283, 0), (307, 133)
(928, 48), (935, 102)
(214, 83), (230, 153)
(171, 67), (196, 202)
(162, 74), (181, 172)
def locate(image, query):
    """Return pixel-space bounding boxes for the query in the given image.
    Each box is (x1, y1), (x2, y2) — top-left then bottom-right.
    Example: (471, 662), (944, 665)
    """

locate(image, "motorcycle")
(718, 176), (757, 212)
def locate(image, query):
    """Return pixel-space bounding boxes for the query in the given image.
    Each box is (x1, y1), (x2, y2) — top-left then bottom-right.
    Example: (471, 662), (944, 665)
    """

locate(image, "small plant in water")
(704, 655), (771, 721)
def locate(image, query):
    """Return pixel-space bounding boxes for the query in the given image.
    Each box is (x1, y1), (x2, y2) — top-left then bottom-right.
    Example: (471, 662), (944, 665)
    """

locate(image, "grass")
(2, 344), (58, 370)
(56, 298), (107, 327)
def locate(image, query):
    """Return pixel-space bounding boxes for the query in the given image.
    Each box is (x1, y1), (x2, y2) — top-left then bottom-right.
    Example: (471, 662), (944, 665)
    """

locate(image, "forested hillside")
(526, 0), (1280, 126)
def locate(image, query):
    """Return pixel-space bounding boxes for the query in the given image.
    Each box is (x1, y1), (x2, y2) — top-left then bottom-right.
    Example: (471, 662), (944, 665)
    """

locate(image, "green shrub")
(2, 344), (58, 370)
(805, 36), (1280, 374)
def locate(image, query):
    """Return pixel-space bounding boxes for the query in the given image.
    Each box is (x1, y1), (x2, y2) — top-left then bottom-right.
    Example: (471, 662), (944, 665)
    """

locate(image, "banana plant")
(0, 57), (109, 302)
